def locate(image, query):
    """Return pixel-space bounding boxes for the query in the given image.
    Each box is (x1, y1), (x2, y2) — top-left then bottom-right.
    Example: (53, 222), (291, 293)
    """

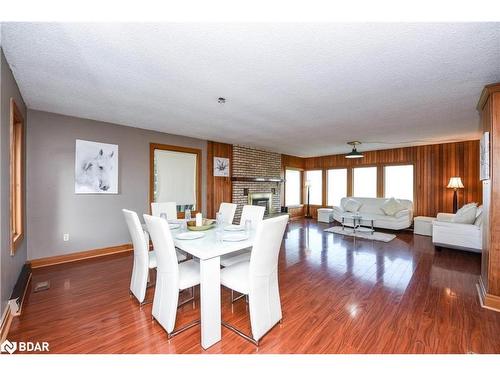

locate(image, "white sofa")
(432, 209), (483, 253)
(332, 197), (413, 230)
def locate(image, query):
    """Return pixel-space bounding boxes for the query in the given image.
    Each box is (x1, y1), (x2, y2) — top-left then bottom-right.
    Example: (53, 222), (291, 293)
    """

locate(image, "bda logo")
(0, 339), (17, 354)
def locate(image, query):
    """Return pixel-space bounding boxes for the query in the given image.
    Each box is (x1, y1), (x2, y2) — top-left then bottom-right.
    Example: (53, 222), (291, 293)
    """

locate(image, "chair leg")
(167, 319), (201, 339)
(178, 286), (196, 308)
(231, 289), (247, 303)
(221, 321), (259, 346)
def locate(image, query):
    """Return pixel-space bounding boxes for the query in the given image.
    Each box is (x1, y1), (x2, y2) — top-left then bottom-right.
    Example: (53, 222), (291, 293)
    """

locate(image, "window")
(353, 166), (377, 198)
(384, 164), (414, 201)
(327, 168), (347, 207)
(285, 169), (301, 206)
(150, 144), (201, 214)
(10, 99), (25, 254)
(305, 170), (323, 205)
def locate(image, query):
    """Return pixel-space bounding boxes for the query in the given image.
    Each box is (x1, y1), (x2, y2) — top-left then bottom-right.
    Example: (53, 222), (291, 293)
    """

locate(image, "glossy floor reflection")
(9, 219), (500, 353)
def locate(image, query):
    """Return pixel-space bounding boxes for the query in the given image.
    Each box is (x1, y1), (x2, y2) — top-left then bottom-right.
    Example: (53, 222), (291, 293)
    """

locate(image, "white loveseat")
(332, 197), (414, 230)
(432, 208), (483, 253)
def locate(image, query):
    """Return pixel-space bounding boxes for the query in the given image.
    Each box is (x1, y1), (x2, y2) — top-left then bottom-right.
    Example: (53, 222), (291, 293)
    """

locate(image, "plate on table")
(224, 224), (244, 232)
(222, 233), (249, 242)
(168, 219), (184, 224)
(175, 232), (205, 240)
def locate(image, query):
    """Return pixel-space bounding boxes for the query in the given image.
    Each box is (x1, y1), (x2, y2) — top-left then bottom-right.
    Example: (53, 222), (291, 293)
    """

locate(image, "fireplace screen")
(248, 192), (273, 215)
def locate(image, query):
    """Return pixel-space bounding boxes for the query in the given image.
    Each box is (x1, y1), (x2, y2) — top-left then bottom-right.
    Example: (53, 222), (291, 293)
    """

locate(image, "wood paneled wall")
(206, 141), (233, 218)
(210, 141), (481, 220)
(282, 141), (481, 218)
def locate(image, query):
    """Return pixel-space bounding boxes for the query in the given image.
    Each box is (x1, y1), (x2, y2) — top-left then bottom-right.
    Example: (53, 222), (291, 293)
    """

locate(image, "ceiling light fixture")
(218, 97), (226, 104)
(345, 141), (364, 159)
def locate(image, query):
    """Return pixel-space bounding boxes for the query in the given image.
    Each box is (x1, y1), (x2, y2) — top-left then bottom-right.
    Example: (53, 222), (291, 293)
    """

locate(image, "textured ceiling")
(2, 23), (500, 157)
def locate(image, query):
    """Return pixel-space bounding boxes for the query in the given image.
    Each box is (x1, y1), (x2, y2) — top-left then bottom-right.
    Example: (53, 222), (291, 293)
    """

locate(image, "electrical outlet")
(63, 233), (69, 242)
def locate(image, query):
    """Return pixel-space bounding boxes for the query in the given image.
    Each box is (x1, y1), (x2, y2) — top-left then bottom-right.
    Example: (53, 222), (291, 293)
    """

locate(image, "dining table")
(144, 220), (255, 349)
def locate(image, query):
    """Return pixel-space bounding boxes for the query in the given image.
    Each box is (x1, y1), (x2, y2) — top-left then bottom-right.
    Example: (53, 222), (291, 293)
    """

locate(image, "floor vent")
(33, 281), (50, 293)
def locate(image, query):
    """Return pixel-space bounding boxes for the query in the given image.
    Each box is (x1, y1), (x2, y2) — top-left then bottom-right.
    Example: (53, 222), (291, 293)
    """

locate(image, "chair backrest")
(143, 214), (179, 277)
(123, 209), (150, 302)
(249, 215), (289, 278)
(219, 202), (237, 225)
(240, 205), (266, 229)
(151, 202), (177, 220)
(248, 214), (289, 341)
(122, 209), (149, 261)
(143, 214), (181, 334)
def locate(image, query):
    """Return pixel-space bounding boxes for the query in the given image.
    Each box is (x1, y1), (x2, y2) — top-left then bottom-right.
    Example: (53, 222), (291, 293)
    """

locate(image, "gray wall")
(1, 49), (28, 317)
(27, 110), (207, 260)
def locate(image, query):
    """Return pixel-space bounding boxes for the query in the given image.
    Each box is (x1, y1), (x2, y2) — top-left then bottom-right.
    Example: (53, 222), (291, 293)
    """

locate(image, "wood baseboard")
(477, 276), (500, 312)
(0, 303), (13, 344)
(28, 243), (133, 269)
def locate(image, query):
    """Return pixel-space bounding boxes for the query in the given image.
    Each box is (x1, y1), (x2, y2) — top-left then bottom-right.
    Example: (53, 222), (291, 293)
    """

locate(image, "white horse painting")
(75, 140), (118, 194)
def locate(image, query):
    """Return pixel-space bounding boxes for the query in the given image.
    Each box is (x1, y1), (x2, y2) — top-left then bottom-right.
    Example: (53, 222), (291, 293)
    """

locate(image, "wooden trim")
(207, 142), (215, 217)
(28, 243), (133, 269)
(376, 165), (384, 198)
(347, 168), (353, 197)
(477, 82), (500, 111)
(10, 98), (25, 255)
(477, 276), (500, 312)
(0, 303), (14, 344)
(149, 143), (202, 217)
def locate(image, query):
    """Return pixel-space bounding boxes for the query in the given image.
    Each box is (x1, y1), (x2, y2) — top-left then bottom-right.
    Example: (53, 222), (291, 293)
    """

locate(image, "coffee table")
(340, 213), (375, 234)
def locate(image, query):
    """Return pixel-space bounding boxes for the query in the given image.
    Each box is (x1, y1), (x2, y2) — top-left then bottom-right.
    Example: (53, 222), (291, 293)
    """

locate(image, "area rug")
(324, 226), (396, 242)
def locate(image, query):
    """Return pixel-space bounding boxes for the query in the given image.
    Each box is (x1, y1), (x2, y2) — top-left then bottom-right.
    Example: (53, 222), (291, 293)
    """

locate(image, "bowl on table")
(187, 219), (215, 231)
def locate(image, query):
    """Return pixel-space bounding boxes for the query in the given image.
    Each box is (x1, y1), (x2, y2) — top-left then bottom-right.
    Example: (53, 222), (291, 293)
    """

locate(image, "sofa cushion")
(452, 203), (478, 224)
(380, 198), (405, 216)
(343, 198), (362, 213)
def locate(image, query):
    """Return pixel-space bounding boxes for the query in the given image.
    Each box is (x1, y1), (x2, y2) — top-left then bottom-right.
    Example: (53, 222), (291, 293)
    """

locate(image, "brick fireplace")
(231, 146), (282, 222)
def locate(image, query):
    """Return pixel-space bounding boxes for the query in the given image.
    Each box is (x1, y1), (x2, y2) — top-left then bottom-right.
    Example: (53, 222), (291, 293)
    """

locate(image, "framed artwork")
(480, 132), (490, 181)
(75, 139), (119, 194)
(213, 157), (230, 177)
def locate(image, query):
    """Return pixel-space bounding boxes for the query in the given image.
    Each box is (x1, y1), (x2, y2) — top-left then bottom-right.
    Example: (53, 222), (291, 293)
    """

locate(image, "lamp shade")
(447, 177), (464, 189)
(345, 148), (364, 159)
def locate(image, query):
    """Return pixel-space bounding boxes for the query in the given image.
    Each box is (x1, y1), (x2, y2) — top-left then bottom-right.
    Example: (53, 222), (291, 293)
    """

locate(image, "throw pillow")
(452, 202), (478, 224)
(343, 198), (362, 213)
(381, 197), (405, 216)
(474, 213), (483, 226)
(474, 205), (483, 226)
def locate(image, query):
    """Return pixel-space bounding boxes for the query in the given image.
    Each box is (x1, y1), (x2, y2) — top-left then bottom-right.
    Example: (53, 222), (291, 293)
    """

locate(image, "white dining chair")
(220, 214), (289, 346)
(219, 202), (237, 225)
(122, 209), (158, 306)
(220, 204), (266, 268)
(143, 214), (201, 339)
(240, 204), (266, 229)
(151, 202), (177, 220)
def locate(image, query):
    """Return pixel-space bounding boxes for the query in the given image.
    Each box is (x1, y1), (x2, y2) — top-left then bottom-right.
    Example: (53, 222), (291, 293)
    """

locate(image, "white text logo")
(1, 340), (49, 354)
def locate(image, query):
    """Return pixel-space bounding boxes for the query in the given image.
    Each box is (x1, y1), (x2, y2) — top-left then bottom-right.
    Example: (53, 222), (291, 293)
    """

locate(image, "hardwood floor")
(9, 219), (500, 353)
